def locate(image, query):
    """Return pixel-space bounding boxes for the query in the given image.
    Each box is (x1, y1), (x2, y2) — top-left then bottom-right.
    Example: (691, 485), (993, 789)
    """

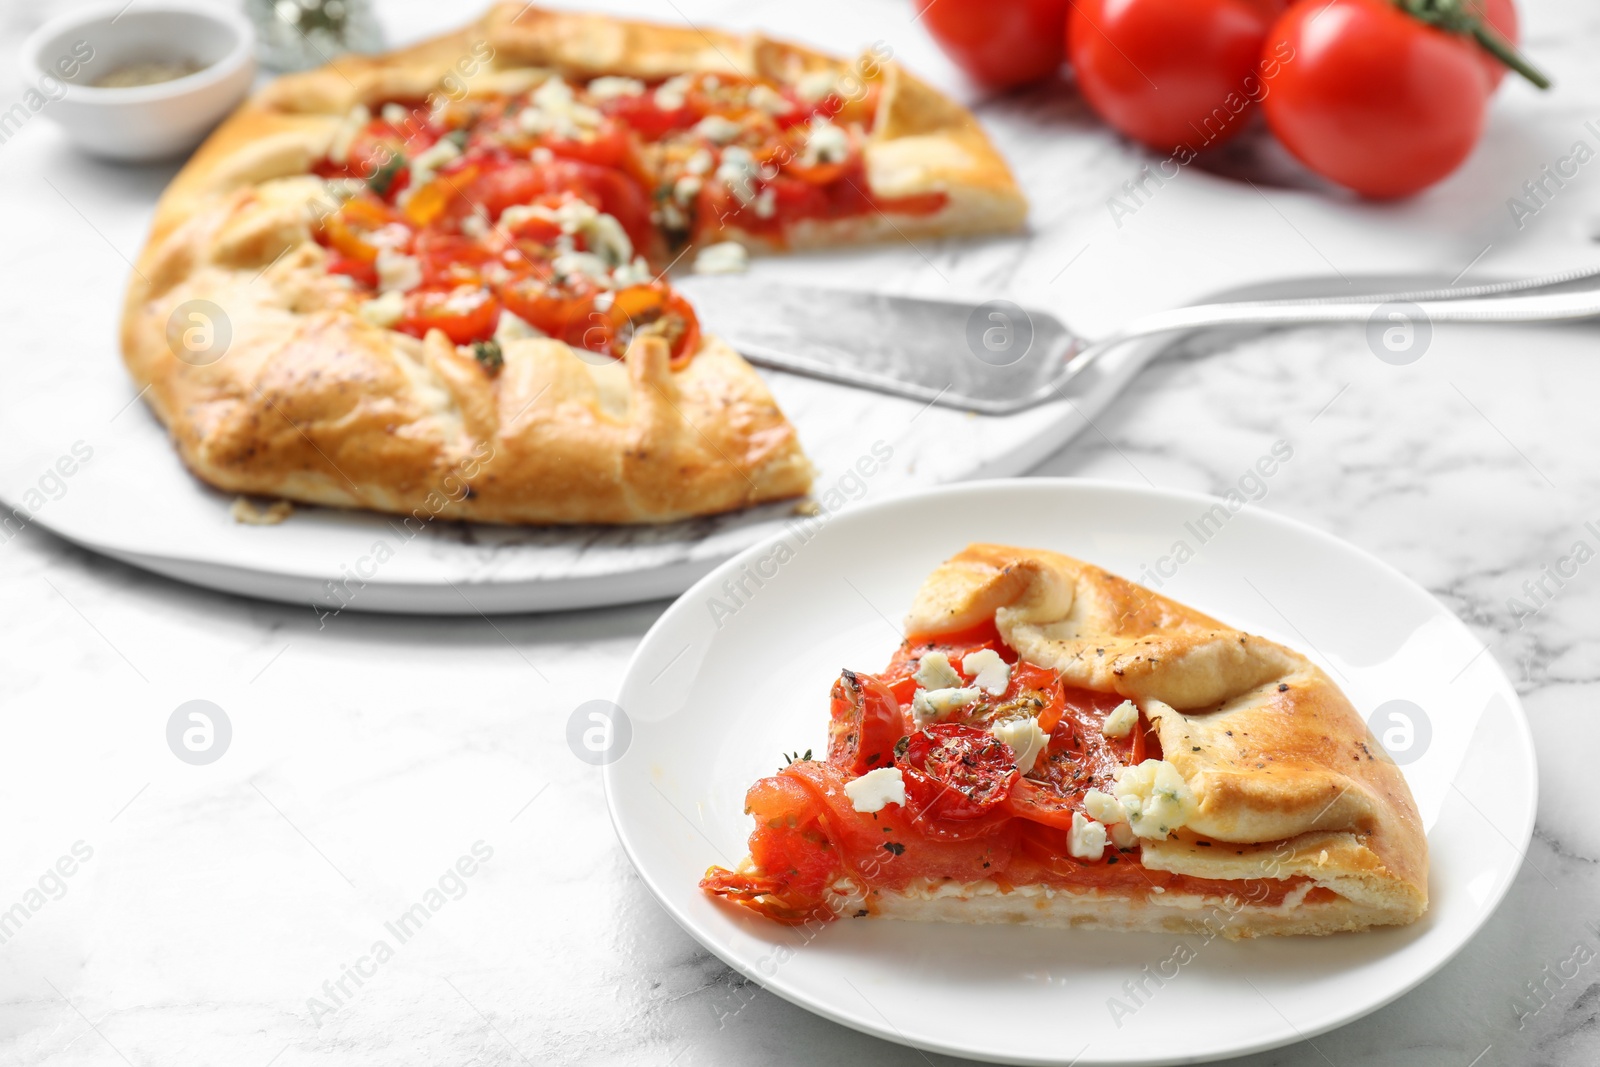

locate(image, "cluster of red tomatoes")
(916, 0), (1546, 199)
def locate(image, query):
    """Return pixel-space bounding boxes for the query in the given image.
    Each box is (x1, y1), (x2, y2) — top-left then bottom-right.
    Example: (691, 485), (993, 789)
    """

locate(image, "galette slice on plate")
(703, 543), (1428, 937)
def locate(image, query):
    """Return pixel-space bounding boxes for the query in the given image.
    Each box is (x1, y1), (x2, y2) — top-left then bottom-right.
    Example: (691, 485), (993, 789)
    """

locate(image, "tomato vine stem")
(1396, 0), (1552, 90)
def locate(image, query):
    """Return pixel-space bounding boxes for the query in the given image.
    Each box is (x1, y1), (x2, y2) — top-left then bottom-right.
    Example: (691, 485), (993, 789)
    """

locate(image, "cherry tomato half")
(396, 285), (501, 344)
(1261, 0), (1489, 199)
(1067, 0), (1285, 154)
(899, 723), (1020, 822)
(828, 670), (907, 776)
(914, 0), (1068, 90)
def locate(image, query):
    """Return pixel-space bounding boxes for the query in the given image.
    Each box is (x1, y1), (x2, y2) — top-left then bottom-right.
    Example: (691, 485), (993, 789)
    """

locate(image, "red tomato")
(1004, 778), (1080, 831)
(914, 0), (1068, 90)
(324, 251), (377, 289)
(499, 276), (596, 346)
(396, 286), (501, 344)
(412, 232), (495, 288)
(899, 724), (1019, 821)
(1262, 0), (1489, 199)
(460, 158), (656, 256)
(1067, 0), (1283, 154)
(598, 284), (703, 363)
(828, 671), (908, 776)
(597, 93), (700, 140)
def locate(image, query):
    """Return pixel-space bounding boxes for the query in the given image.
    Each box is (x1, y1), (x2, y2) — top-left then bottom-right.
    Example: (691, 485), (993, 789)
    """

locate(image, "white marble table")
(4, 0), (1600, 1064)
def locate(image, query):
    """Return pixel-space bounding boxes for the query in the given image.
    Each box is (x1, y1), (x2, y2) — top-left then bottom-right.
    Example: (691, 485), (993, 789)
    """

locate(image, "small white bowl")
(20, 0), (256, 162)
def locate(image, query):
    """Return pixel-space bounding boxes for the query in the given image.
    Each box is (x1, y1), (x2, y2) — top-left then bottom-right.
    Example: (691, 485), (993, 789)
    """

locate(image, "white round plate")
(0, 122), (1167, 614)
(606, 479), (1536, 1066)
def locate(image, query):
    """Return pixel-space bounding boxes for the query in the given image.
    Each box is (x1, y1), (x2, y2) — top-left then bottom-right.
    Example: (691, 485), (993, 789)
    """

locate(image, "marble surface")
(5, 0), (1600, 1064)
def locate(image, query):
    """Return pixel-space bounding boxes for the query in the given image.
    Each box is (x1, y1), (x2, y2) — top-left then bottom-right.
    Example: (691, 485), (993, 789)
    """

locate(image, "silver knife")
(674, 265), (1600, 416)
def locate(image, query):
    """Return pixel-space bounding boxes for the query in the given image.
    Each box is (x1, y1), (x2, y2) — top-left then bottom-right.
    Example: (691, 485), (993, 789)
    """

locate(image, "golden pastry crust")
(901, 543), (1429, 935)
(483, 5), (1027, 245)
(121, 5), (1025, 524)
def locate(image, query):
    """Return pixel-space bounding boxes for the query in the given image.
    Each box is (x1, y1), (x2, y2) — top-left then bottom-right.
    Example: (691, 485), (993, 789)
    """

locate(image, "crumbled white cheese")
(653, 73), (696, 111)
(501, 197), (631, 268)
(843, 766), (905, 813)
(961, 649), (1011, 696)
(365, 223), (413, 251)
(585, 75), (646, 100)
(1068, 812), (1108, 860)
(752, 186), (776, 219)
(672, 175), (703, 205)
(328, 104), (371, 165)
(684, 148), (714, 176)
(375, 250), (422, 293)
(519, 76), (603, 139)
(612, 255), (654, 288)
(692, 114), (743, 145)
(498, 203), (550, 231)
(1101, 700), (1140, 739)
(460, 212), (489, 239)
(912, 650), (963, 691)
(586, 211), (634, 267)
(990, 717), (1050, 775)
(911, 686), (981, 727)
(1082, 787), (1126, 825)
(796, 69), (838, 104)
(440, 286), (492, 314)
(715, 146), (760, 204)
(1109, 821), (1138, 850)
(552, 251), (616, 287)
(692, 241), (749, 275)
(380, 102), (409, 126)
(803, 116), (850, 165)
(410, 136), (460, 175)
(358, 289), (405, 327)
(398, 135), (462, 206)
(655, 200), (688, 232)
(495, 309), (544, 342)
(534, 77), (575, 110)
(1113, 759), (1197, 839)
(747, 83), (792, 115)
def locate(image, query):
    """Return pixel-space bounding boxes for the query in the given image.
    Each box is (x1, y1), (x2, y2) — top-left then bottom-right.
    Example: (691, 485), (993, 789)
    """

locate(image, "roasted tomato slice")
(540, 118), (652, 187)
(413, 232), (497, 288)
(827, 670), (907, 776)
(324, 251), (378, 289)
(597, 92), (700, 140)
(396, 285), (501, 344)
(499, 276), (598, 347)
(1005, 778), (1080, 830)
(601, 283), (702, 363)
(462, 159), (656, 258)
(701, 771), (841, 924)
(881, 621), (1007, 704)
(899, 723), (1020, 822)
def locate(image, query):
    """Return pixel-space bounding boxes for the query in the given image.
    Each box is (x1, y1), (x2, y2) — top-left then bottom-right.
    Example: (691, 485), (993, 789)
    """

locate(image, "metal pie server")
(674, 264), (1600, 416)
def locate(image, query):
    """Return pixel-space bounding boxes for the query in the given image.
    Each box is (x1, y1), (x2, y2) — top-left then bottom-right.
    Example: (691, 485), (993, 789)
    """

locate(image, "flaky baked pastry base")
(120, 4), (1025, 525)
(851, 878), (1409, 939)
